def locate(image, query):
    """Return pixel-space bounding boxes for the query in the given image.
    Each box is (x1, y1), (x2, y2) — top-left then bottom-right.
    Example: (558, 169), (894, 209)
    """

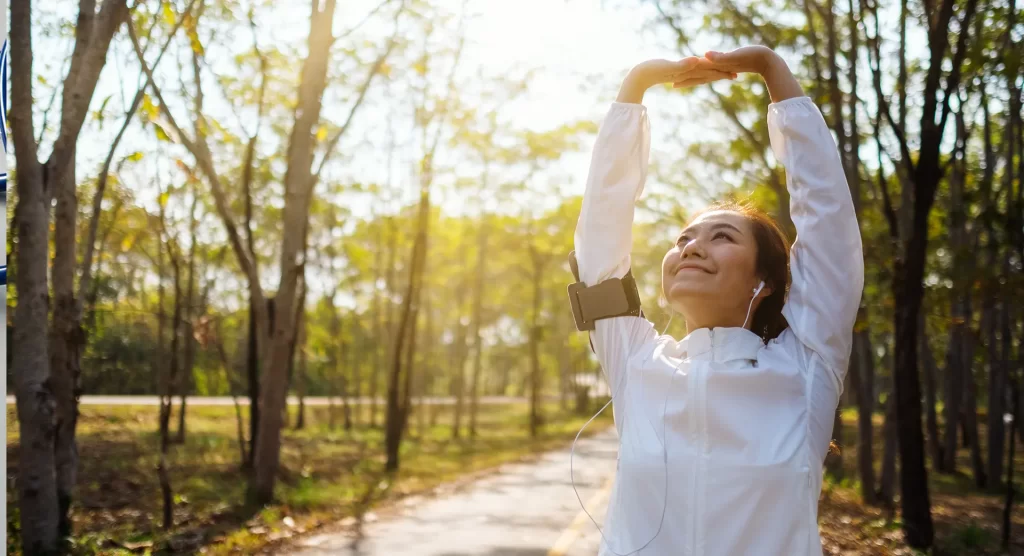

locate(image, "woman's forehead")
(685, 210), (749, 231)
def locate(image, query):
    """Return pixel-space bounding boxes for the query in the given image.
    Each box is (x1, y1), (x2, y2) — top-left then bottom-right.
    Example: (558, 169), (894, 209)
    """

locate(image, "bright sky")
(19, 0), (770, 309)
(34, 0), (713, 214)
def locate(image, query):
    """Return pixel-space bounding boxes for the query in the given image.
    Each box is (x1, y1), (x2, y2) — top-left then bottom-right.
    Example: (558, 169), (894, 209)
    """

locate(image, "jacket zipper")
(691, 329), (713, 556)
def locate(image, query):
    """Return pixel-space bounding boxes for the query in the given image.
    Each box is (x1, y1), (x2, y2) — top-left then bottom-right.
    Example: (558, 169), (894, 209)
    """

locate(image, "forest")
(4, 0), (1023, 554)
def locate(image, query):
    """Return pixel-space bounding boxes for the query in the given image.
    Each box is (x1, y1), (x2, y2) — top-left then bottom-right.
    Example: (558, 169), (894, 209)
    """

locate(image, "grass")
(6, 400), (613, 555)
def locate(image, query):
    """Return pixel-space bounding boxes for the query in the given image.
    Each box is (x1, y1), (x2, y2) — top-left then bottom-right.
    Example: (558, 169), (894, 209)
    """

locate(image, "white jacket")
(574, 96), (864, 556)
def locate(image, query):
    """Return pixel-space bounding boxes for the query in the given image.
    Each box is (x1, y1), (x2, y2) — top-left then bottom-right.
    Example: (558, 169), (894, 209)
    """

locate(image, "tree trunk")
(941, 308), (965, 473)
(10, 0), (129, 547)
(49, 147), (82, 543)
(377, 216), (397, 429)
(892, 205), (936, 549)
(246, 296), (260, 469)
(452, 313), (468, 439)
(827, 403), (845, 479)
(249, 0), (339, 506)
(385, 187), (430, 472)
(418, 290), (435, 437)
(10, 139), (59, 553)
(294, 300), (308, 431)
(371, 217), (384, 429)
(879, 383), (898, 507)
(176, 190), (199, 444)
(1002, 378), (1019, 550)
(986, 303), (1005, 490)
(892, 0), (977, 543)
(854, 329), (875, 503)
(528, 248), (545, 438)
(343, 314), (354, 432)
(468, 219), (488, 438)
(962, 329), (985, 487)
(919, 321), (944, 471)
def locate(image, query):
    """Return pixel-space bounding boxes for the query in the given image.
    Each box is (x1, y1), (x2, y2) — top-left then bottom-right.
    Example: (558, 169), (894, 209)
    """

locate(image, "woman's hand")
(703, 46), (776, 75)
(617, 57), (735, 104)
(704, 46), (804, 103)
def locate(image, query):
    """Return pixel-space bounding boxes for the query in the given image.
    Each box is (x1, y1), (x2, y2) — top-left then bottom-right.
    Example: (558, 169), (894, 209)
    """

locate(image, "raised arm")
(575, 59), (735, 392)
(709, 47), (863, 381)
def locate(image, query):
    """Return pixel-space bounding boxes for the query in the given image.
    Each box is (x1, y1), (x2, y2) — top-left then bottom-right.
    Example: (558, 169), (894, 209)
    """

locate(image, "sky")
(17, 0), (729, 307)
(27, 0), (718, 215)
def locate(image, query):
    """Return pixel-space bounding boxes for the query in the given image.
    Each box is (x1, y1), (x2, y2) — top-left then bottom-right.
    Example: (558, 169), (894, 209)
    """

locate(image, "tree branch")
(50, 0), (130, 176)
(78, 0), (197, 318)
(311, 2), (405, 188)
(128, 15), (262, 305)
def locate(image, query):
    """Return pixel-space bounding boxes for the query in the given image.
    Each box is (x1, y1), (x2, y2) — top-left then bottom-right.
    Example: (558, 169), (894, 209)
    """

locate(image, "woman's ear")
(754, 280), (773, 299)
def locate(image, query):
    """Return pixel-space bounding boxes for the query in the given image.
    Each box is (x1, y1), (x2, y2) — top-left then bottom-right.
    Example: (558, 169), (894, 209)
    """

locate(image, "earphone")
(742, 280), (766, 329)
(570, 280), (767, 554)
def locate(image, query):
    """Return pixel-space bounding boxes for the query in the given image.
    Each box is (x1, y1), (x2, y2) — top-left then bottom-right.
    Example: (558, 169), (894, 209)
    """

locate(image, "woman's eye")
(714, 232), (732, 241)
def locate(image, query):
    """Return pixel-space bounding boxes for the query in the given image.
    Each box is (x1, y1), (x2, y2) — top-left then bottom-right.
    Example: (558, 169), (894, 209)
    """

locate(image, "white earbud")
(743, 280), (767, 330)
(753, 280), (766, 297)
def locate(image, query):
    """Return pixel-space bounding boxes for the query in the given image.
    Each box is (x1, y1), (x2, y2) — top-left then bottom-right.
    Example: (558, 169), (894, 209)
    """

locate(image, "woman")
(574, 46), (863, 555)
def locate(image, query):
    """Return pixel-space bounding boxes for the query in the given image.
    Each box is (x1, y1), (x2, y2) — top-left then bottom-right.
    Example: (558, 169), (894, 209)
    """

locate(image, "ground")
(6, 402), (1024, 555)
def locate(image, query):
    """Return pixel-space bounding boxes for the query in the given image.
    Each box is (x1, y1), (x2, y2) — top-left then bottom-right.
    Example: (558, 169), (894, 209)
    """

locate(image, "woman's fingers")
(704, 46), (773, 74)
(672, 71), (735, 88)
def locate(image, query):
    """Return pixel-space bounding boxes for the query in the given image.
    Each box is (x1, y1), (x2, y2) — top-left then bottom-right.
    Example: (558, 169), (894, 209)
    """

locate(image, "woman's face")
(661, 210), (764, 327)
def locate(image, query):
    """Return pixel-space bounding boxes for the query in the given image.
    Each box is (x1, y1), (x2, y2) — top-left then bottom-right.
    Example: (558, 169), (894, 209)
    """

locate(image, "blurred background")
(4, 0), (1023, 554)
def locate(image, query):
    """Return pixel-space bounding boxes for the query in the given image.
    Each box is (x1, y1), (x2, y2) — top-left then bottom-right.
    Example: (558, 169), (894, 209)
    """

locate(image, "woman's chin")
(667, 280), (712, 300)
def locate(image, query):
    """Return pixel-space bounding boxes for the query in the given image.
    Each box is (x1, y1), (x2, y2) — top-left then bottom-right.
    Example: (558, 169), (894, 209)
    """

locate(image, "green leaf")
(162, 2), (176, 26)
(126, 151), (144, 162)
(97, 94), (112, 116)
(153, 124), (171, 142)
(141, 94), (159, 120)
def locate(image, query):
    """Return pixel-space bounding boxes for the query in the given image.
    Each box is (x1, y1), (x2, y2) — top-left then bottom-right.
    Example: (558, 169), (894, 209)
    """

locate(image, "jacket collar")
(674, 327), (764, 363)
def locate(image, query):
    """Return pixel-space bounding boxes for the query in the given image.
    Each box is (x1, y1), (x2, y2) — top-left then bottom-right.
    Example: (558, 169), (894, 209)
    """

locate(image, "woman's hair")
(688, 200), (791, 343)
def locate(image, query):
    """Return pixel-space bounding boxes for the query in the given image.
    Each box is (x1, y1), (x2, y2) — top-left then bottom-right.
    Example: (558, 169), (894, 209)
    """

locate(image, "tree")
(872, 0), (979, 546)
(385, 12), (466, 471)
(130, 0), (400, 504)
(9, 0), (130, 550)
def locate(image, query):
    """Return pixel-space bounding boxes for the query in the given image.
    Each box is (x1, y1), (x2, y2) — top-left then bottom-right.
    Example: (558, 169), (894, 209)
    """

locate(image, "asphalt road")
(283, 427), (619, 556)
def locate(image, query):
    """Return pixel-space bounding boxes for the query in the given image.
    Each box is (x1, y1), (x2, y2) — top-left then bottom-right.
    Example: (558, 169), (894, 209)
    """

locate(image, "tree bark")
(451, 314), (468, 439)
(528, 247), (546, 438)
(245, 297), (260, 469)
(468, 218), (488, 438)
(962, 327), (986, 487)
(294, 297), (309, 431)
(891, 0), (976, 546)
(377, 216), (397, 429)
(10, 0), (128, 548)
(854, 328), (875, 503)
(385, 188), (430, 471)
(176, 186), (200, 443)
(1002, 378), (1019, 550)
(919, 322), (944, 471)
(250, 0), (339, 505)
(878, 387), (898, 507)
(941, 306), (965, 473)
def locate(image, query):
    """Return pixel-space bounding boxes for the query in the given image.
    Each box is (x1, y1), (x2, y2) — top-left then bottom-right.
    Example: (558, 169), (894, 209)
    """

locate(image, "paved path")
(4, 395), (539, 406)
(283, 427), (619, 556)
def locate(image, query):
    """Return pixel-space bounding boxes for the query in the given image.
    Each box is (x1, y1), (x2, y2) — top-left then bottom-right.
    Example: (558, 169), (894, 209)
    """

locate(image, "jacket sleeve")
(574, 102), (658, 395)
(768, 96), (865, 393)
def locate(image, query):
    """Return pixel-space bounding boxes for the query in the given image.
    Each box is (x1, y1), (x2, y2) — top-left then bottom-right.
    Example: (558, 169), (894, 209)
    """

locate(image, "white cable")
(569, 314), (677, 555)
(741, 281), (765, 330)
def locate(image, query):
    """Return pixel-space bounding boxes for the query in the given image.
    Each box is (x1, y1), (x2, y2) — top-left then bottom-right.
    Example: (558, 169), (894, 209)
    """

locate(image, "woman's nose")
(680, 238), (705, 259)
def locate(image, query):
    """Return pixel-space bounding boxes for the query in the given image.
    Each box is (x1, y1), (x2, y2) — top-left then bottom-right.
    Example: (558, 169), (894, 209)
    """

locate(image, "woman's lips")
(676, 264), (712, 275)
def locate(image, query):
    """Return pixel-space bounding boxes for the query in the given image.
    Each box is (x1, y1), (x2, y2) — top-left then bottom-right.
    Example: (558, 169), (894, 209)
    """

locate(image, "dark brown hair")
(688, 200), (791, 343)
